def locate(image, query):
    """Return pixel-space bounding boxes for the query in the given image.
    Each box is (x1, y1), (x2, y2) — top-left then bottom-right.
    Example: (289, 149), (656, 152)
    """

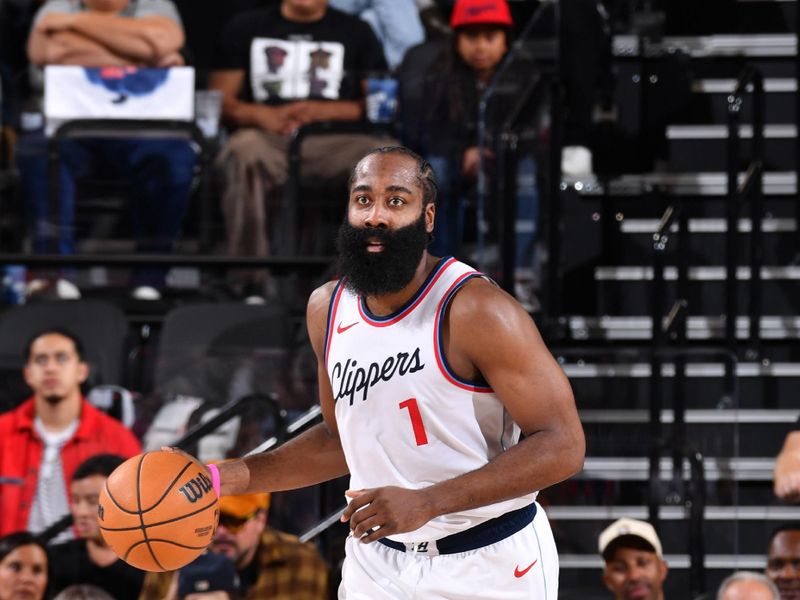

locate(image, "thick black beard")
(336, 212), (429, 297)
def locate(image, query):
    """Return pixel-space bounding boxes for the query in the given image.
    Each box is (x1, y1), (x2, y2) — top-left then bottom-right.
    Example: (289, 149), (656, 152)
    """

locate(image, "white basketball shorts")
(339, 501), (559, 600)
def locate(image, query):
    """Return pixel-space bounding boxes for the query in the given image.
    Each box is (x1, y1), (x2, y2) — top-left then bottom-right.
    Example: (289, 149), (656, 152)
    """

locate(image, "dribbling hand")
(341, 486), (435, 544)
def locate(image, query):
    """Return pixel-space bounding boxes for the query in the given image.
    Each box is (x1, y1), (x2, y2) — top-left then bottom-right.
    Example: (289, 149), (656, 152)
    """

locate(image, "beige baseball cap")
(598, 518), (663, 560)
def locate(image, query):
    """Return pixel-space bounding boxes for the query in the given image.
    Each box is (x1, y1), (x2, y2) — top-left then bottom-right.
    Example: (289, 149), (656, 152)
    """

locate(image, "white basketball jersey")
(325, 257), (537, 542)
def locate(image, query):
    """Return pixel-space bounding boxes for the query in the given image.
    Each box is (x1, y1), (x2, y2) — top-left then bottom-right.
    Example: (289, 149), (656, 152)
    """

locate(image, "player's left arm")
(344, 279), (584, 542)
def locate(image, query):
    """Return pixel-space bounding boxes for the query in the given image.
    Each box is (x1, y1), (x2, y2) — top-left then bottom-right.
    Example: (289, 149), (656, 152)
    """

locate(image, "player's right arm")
(217, 281), (350, 496)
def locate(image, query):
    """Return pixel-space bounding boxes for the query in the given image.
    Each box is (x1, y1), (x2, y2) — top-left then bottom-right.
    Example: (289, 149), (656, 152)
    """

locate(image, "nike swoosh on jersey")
(337, 321), (359, 334)
(514, 559), (538, 578)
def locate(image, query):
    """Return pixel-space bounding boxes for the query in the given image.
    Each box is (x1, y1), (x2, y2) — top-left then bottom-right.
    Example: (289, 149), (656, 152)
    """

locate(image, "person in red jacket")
(0, 329), (141, 538)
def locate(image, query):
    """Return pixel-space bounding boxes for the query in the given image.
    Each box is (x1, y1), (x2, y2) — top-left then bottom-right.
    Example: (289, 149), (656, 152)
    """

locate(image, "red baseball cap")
(450, 0), (513, 28)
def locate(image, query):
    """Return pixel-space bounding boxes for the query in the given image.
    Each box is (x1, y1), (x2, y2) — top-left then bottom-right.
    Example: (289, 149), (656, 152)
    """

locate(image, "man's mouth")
(366, 239), (385, 253)
(625, 584), (651, 599)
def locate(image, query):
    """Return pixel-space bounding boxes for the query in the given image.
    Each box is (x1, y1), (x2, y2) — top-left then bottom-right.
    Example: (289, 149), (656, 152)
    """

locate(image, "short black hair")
(349, 146), (438, 207)
(24, 328), (85, 362)
(72, 454), (125, 483)
(0, 531), (48, 564)
(768, 523), (800, 547)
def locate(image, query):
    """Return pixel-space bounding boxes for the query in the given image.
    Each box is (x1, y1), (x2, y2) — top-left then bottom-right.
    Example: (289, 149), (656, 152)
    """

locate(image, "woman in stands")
(0, 532), (49, 600)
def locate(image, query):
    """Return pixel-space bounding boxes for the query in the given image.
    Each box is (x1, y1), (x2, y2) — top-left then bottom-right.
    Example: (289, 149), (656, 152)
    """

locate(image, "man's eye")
(356, 196), (369, 205)
(389, 197), (405, 206)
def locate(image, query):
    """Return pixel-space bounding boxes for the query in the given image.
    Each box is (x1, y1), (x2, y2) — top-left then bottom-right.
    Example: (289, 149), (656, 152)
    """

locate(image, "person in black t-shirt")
(48, 454), (145, 600)
(211, 0), (396, 294)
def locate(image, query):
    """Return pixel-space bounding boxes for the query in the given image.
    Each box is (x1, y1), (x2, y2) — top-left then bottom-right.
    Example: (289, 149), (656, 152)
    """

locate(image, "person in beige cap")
(599, 518), (668, 600)
(209, 492), (328, 600)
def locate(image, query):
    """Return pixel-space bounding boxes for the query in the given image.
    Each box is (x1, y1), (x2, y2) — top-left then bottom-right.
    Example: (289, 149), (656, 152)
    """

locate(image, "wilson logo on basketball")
(177, 472), (214, 503)
(98, 504), (105, 522)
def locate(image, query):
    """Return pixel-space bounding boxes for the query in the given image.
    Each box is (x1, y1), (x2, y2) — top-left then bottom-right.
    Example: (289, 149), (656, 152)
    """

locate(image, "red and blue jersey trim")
(357, 256), (458, 327)
(323, 279), (347, 368)
(434, 272), (494, 393)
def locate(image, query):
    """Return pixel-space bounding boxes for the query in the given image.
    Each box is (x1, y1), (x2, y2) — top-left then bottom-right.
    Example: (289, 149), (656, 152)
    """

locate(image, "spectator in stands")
(775, 430), (800, 502)
(211, 0), (395, 296)
(327, 0), (424, 70)
(402, 0), (541, 310)
(0, 329), (141, 538)
(599, 518), (668, 600)
(209, 492), (328, 599)
(48, 454), (144, 600)
(0, 531), (49, 600)
(718, 571), (780, 600)
(54, 584), (115, 600)
(16, 0), (197, 296)
(177, 552), (240, 600)
(766, 524), (800, 600)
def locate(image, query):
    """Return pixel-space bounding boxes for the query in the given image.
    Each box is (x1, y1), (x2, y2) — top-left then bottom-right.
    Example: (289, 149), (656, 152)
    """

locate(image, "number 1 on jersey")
(399, 398), (429, 446)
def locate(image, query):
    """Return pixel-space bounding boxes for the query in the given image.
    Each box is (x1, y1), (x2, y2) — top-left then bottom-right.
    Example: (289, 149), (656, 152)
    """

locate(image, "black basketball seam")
(137, 452), (166, 572)
(139, 458), (195, 513)
(98, 497), (218, 532)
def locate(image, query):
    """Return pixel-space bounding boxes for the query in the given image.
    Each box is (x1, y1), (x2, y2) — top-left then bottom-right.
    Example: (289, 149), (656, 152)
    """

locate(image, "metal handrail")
(726, 66), (765, 350)
(553, 344), (737, 598)
(173, 392), (288, 450)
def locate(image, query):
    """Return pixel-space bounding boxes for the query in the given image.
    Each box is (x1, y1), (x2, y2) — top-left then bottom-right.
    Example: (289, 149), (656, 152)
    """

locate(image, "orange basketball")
(98, 451), (219, 572)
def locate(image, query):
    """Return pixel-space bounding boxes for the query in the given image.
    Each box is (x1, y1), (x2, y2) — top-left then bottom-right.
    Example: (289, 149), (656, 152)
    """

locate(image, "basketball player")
(182, 146), (585, 599)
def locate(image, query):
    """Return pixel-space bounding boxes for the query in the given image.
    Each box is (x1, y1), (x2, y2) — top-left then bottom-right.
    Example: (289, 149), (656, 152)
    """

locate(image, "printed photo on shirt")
(249, 38), (345, 101)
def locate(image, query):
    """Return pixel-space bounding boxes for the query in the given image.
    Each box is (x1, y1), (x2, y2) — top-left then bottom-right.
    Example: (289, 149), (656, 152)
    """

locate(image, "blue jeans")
(16, 134), (197, 257)
(427, 154), (539, 273)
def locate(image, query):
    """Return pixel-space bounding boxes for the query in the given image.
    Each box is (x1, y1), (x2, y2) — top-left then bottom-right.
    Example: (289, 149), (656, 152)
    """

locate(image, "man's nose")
(364, 204), (389, 228)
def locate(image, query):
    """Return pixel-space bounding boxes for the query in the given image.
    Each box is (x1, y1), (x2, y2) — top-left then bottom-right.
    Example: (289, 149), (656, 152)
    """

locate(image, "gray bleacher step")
(547, 505), (800, 520)
(692, 77), (797, 93)
(619, 217), (795, 234)
(594, 265), (800, 281)
(614, 34), (796, 57)
(667, 124), (797, 139)
(579, 408), (799, 424)
(560, 554), (766, 570)
(562, 361), (800, 378)
(566, 315), (800, 340)
(562, 171), (796, 196)
(579, 457), (774, 481)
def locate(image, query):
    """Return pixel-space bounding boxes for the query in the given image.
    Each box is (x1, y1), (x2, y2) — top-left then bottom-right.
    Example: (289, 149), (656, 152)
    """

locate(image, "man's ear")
(77, 361), (89, 384)
(425, 202), (435, 233)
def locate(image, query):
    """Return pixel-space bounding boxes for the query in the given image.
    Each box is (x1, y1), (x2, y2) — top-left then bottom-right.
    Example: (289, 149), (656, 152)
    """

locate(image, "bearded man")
(176, 146), (584, 599)
(0, 329), (140, 538)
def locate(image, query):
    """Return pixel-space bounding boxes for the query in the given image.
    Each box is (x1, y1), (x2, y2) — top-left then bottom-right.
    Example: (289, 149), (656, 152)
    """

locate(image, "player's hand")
(340, 486), (435, 544)
(774, 460), (800, 502)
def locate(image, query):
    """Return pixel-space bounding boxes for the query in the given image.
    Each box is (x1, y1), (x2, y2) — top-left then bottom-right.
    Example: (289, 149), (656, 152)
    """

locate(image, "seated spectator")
(0, 329), (141, 538)
(403, 0), (541, 311)
(48, 454), (144, 600)
(0, 531), (49, 600)
(211, 0), (395, 296)
(327, 0), (424, 70)
(598, 517), (668, 600)
(718, 571), (780, 600)
(178, 552), (240, 600)
(16, 0), (198, 294)
(775, 429), (800, 502)
(53, 584), (115, 600)
(766, 524), (800, 600)
(209, 492), (328, 599)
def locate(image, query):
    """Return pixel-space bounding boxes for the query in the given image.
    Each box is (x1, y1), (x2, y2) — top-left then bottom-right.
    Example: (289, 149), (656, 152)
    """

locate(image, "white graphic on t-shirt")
(250, 38), (345, 102)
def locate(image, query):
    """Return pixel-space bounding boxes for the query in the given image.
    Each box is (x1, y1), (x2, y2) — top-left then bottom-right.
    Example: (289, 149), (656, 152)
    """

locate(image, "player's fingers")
(359, 522), (391, 544)
(341, 490), (374, 521)
(352, 514), (384, 539)
(347, 503), (378, 532)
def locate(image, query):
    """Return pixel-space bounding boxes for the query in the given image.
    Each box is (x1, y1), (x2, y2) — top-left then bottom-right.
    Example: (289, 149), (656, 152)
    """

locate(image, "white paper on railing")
(44, 65), (195, 136)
